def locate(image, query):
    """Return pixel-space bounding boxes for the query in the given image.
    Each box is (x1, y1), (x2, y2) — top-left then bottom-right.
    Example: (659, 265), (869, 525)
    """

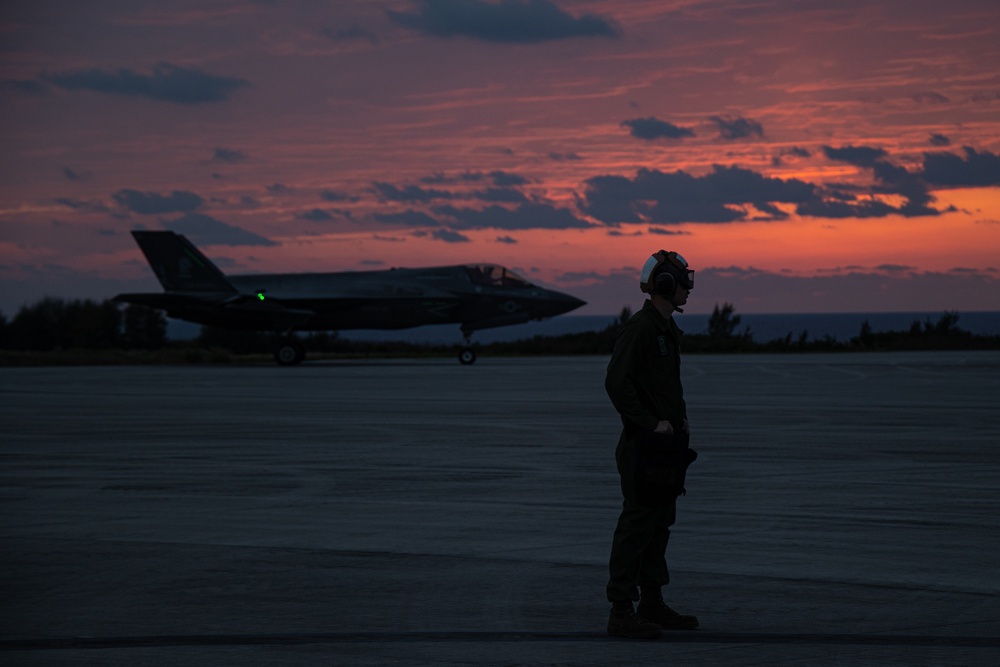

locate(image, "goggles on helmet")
(640, 250), (694, 293)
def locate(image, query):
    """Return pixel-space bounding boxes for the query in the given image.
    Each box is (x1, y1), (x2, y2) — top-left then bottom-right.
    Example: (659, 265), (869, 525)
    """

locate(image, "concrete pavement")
(2, 352), (999, 665)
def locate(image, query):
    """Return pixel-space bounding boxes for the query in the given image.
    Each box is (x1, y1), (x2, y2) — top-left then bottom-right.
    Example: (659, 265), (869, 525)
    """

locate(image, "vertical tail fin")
(131, 231), (237, 293)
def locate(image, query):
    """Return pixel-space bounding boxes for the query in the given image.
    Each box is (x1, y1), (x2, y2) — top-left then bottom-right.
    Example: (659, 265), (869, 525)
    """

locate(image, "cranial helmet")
(640, 250), (694, 296)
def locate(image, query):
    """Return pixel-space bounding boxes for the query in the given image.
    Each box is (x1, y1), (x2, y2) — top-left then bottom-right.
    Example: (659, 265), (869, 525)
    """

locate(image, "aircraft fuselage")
(114, 231), (586, 363)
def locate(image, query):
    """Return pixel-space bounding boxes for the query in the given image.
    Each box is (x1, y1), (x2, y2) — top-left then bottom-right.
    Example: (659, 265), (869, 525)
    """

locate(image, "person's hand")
(654, 420), (674, 434)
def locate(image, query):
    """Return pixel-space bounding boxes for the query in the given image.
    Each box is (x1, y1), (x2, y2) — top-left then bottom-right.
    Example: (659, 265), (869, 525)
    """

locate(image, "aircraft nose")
(547, 291), (587, 316)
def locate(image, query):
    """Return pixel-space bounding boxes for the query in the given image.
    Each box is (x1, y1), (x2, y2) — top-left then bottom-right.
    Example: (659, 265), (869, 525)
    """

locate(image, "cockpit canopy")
(465, 264), (532, 289)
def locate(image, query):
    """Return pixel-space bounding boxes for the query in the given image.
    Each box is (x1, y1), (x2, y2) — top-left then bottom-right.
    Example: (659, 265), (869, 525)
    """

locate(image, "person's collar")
(643, 299), (674, 330)
(647, 295), (675, 319)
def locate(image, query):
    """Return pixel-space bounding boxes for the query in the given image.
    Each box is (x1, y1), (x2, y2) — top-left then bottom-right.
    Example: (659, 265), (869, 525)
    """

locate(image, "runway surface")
(2, 352), (999, 665)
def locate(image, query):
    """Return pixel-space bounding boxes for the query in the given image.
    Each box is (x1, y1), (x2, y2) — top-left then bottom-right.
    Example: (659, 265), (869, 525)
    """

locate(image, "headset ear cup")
(655, 272), (675, 296)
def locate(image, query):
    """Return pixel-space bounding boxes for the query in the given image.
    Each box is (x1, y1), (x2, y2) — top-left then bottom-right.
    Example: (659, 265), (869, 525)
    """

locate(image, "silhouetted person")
(605, 250), (699, 639)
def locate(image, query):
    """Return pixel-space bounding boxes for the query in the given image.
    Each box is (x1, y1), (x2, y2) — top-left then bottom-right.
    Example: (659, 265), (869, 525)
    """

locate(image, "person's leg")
(606, 503), (663, 602)
(634, 502), (698, 630)
(636, 502), (674, 590)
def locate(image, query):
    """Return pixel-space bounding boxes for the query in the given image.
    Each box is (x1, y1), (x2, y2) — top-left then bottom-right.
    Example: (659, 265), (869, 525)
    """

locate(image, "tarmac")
(2, 351), (999, 666)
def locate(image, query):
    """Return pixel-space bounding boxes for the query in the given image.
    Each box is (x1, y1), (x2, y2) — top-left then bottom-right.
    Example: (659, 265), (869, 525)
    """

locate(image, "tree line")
(0, 298), (167, 351)
(679, 304), (998, 353)
(0, 297), (996, 359)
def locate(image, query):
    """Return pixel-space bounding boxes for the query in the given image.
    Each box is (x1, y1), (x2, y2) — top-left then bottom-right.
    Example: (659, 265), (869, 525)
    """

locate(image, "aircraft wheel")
(275, 339), (305, 365)
(458, 347), (477, 365)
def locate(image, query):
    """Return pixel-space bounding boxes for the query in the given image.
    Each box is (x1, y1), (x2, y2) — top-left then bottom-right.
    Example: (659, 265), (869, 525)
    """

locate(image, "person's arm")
(605, 328), (660, 433)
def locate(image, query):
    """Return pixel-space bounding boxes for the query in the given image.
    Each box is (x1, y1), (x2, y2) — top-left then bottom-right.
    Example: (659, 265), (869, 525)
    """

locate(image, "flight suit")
(605, 300), (687, 603)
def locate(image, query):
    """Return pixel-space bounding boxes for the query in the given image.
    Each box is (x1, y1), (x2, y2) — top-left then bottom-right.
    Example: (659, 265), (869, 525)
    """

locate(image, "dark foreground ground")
(2, 352), (999, 665)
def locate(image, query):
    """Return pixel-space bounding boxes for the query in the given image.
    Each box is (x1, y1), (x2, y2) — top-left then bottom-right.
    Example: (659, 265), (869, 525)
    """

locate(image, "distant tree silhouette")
(618, 305), (632, 326)
(4, 298), (122, 350)
(66, 299), (121, 348)
(925, 311), (960, 335)
(6, 298), (60, 349)
(707, 302), (743, 338)
(122, 304), (167, 349)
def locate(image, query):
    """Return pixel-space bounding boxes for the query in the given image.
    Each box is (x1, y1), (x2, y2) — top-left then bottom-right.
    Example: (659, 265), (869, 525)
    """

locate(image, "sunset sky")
(2, 0), (999, 321)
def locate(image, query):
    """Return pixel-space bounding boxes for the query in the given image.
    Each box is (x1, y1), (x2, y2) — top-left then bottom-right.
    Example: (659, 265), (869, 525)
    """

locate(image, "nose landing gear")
(459, 327), (477, 365)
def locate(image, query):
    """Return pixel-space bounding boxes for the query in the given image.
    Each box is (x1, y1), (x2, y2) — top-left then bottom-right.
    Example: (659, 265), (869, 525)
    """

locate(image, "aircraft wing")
(114, 290), (319, 331)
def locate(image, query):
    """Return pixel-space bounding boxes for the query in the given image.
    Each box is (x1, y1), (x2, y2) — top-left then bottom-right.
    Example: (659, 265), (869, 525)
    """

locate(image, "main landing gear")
(274, 337), (305, 365)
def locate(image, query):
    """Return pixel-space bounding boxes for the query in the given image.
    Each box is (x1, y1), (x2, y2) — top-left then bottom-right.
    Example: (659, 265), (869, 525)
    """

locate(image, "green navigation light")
(257, 292), (266, 301)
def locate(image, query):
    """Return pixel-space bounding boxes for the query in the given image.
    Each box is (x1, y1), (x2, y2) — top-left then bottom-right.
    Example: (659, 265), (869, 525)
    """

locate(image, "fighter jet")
(114, 230), (586, 365)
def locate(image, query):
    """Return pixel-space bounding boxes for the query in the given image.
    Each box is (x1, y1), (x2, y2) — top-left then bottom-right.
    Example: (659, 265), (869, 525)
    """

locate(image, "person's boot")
(607, 601), (662, 639)
(637, 587), (699, 630)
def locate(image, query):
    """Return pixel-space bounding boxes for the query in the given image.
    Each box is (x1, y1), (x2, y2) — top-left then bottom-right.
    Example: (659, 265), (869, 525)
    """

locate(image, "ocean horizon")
(168, 310), (1000, 345)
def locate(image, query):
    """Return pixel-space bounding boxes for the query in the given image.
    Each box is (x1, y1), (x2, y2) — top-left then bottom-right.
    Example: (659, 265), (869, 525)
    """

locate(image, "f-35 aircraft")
(114, 230), (586, 364)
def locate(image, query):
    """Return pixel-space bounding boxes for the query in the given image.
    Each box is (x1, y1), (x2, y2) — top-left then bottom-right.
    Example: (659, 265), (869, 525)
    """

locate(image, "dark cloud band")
(388, 0), (618, 43)
(39, 62), (249, 104)
(622, 117), (696, 141)
(113, 189), (203, 215)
